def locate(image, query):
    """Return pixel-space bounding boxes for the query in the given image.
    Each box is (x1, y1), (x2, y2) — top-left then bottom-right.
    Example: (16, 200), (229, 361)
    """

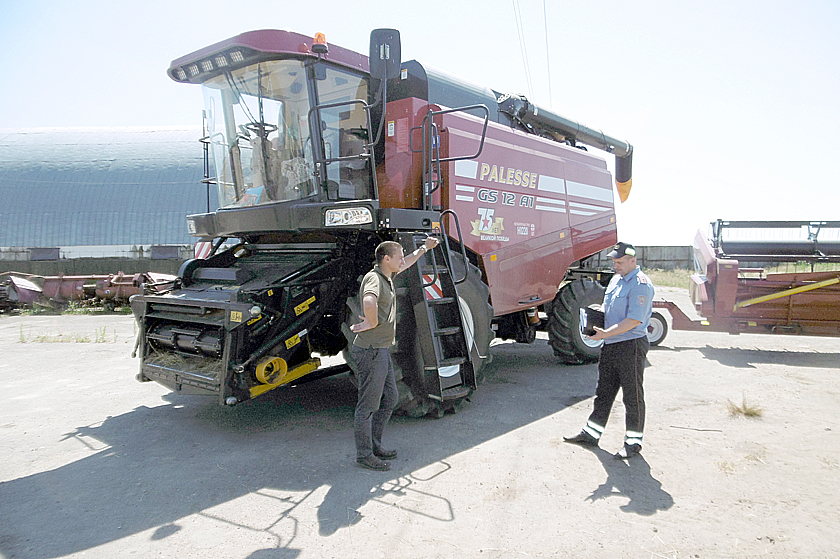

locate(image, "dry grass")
(644, 268), (693, 289)
(18, 325), (118, 343)
(145, 349), (224, 374)
(727, 394), (763, 418)
(716, 461), (737, 475)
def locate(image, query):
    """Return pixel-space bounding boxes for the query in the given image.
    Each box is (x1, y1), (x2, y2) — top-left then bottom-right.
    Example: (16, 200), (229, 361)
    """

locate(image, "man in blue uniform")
(564, 242), (655, 459)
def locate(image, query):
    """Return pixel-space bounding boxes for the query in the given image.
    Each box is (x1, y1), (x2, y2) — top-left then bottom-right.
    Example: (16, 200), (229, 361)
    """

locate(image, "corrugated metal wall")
(0, 127), (215, 247)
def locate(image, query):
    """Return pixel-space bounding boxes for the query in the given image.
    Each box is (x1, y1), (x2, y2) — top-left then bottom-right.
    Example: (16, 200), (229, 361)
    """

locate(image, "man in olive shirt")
(350, 237), (439, 471)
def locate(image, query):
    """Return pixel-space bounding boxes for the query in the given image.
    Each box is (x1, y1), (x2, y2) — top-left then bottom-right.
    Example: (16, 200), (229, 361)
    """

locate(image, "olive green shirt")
(353, 264), (397, 349)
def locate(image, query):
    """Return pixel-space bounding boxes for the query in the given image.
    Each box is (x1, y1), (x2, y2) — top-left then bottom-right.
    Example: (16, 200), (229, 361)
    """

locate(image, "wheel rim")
(458, 295), (476, 350)
(580, 304), (604, 349)
(437, 295), (475, 379)
(647, 316), (665, 343)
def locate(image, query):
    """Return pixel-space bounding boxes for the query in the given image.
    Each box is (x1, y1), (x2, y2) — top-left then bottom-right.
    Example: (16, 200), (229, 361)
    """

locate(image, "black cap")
(607, 242), (637, 259)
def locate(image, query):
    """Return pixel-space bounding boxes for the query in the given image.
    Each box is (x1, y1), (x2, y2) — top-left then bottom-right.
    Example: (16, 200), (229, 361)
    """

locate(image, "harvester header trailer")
(648, 219), (840, 344)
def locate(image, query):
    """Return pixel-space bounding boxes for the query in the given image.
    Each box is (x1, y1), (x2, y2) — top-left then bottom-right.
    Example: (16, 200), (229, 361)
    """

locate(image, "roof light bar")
(168, 47), (268, 83)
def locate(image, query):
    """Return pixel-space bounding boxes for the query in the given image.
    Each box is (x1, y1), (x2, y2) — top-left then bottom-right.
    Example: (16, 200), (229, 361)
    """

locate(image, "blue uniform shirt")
(603, 266), (655, 344)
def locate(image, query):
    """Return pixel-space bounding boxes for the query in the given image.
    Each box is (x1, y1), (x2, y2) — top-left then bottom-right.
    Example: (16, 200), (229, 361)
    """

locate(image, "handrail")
(306, 97), (378, 200)
(423, 104), (490, 164)
(410, 104), (490, 211)
(440, 209), (469, 285)
(307, 98), (377, 163)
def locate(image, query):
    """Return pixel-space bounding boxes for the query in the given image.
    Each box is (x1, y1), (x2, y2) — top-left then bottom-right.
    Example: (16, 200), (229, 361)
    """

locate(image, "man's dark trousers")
(589, 336), (649, 434)
(353, 346), (399, 460)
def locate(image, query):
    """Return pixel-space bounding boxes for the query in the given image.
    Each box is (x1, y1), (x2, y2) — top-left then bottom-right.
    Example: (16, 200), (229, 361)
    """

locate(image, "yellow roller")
(250, 357), (322, 398)
(255, 357), (287, 384)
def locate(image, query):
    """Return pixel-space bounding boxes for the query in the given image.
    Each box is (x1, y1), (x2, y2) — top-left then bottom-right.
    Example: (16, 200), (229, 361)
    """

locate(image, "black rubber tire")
(341, 254), (494, 418)
(449, 255), (494, 382)
(392, 254), (493, 416)
(547, 278), (606, 364)
(647, 311), (668, 346)
(342, 281), (432, 418)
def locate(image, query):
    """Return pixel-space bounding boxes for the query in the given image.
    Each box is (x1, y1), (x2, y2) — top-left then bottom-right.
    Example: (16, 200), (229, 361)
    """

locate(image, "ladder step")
(425, 357), (466, 370)
(421, 266), (450, 276)
(427, 297), (455, 305)
(441, 385), (470, 401)
(433, 326), (462, 337)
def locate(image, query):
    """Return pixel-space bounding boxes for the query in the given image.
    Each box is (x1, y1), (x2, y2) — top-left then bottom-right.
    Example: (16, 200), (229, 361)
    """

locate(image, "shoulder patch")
(637, 295), (648, 306)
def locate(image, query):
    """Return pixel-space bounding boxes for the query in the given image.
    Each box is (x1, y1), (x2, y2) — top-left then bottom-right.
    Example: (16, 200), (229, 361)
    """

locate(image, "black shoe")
(614, 443), (642, 460)
(357, 454), (391, 471)
(374, 447), (398, 460)
(563, 431), (599, 447)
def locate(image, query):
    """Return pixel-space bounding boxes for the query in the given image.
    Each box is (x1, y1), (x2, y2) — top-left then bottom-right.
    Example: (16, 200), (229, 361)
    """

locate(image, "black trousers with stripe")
(588, 336), (649, 435)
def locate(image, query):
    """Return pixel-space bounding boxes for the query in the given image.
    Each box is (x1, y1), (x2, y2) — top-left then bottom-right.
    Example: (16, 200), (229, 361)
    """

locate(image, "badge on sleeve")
(637, 295), (647, 306)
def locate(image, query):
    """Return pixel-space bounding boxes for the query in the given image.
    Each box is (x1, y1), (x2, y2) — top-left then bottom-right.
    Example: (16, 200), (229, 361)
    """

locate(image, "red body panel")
(378, 99), (618, 316)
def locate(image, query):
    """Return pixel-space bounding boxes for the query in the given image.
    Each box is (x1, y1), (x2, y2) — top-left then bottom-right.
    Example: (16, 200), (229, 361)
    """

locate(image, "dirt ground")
(1, 289), (839, 558)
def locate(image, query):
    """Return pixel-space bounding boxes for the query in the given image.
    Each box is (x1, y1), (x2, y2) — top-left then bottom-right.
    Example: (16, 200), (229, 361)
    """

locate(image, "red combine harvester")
(130, 29), (634, 417)
(649, 220), (840, 344)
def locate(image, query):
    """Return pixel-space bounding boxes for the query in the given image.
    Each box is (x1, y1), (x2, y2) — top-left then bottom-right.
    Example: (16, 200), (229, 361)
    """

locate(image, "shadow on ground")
(657, 345), (840, 369)
(0, 340), (668, 558)
(572, 445), (674, 515)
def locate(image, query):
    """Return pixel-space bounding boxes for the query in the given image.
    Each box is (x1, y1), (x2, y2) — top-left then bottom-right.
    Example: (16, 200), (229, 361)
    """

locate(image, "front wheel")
(547, 278), (606, 364)
(647, 311), (668, 346)
(450, 257), (494, 382)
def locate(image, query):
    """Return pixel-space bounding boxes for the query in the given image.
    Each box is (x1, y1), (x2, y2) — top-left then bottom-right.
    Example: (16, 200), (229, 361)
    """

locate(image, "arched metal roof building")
(0, 127), (215, 253)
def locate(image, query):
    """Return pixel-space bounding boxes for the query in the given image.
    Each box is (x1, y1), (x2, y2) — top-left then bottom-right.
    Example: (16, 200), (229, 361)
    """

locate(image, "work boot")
(357, 454), (391, 471)
(614, 443), (642, 460)
(563, 430), (599, 447)
(373, 447), (398, 460)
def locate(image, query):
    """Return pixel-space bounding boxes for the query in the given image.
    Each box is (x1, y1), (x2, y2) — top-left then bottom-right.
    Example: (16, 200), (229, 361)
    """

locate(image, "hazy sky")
(1, 0), (838, 245)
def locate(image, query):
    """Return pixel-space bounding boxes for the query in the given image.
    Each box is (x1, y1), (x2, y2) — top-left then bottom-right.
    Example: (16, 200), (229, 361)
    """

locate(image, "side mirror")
(369, 28), (401, 81)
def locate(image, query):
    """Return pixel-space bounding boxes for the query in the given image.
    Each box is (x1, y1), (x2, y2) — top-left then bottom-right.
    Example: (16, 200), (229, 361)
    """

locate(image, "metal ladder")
(407, 232), (476, 403)
(407, 102), (489, 402)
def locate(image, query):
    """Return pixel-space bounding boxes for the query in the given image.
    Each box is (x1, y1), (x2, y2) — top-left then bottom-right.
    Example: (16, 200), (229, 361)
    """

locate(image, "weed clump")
(727, 394), (763, 418)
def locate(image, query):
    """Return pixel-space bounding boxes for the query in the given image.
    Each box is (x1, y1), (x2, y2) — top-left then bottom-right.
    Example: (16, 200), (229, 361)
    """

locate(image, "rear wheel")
(547, 278), (606, 364)
(647, 311), (668, 346)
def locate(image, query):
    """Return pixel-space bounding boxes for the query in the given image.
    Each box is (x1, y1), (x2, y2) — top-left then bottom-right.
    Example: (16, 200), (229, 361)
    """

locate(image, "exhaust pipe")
(498, 93), (633, 201)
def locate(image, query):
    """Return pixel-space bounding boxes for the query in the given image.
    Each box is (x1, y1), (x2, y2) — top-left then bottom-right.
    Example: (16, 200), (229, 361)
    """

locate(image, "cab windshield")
(202, 60), (372, 208)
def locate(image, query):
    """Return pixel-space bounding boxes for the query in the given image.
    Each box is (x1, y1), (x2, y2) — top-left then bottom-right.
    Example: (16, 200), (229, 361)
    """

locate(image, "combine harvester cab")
(131, 27), (635, 415)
